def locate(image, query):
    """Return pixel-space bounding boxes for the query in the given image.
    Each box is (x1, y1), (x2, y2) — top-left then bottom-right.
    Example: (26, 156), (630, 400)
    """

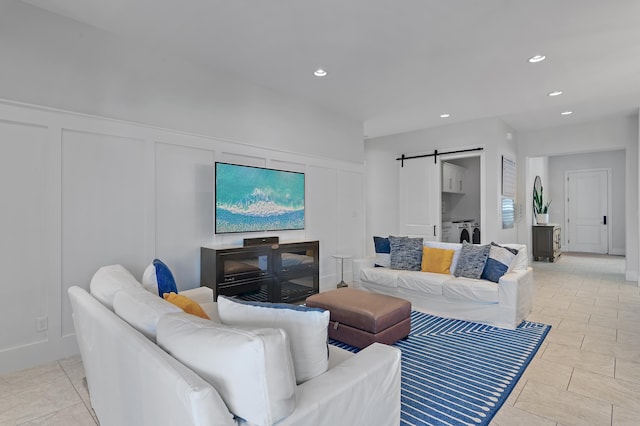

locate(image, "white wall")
(518, 114), (639, 281)
(548, 151), (626, 255)
(0, 2), (365, 374)
(364, 118), (518, 255)
(0, 1), (363, 163)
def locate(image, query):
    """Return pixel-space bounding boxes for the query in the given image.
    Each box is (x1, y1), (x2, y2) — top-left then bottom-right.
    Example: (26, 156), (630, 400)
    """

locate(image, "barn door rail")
(396, 147), (483, 167)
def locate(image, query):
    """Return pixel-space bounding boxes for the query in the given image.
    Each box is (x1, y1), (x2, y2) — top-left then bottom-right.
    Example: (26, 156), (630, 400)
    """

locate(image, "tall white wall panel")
(0, 120), (48, 351)
(61, 130), (148, 336)
(155, 143), (215, 289)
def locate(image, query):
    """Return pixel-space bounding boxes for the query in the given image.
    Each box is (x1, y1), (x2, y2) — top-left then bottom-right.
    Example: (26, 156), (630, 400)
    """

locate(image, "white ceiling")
(21, 0), (640, 138)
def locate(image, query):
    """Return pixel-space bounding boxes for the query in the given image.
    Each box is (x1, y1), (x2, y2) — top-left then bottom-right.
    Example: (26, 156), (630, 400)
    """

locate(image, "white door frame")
(439, 151), (485, 244)
(564, 168), (612, 253)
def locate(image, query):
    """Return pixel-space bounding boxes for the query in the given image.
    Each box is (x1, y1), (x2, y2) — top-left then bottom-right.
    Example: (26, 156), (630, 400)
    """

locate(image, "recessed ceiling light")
(548, 90), (563, 97)
(440, 113), (451, 118)
(528, 55), (546, 63)
(561, 111), (573, 116)
(313, 69), (327, 77)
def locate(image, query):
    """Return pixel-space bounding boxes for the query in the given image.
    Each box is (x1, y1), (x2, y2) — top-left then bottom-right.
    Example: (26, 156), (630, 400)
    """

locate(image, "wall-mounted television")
(215, 162), (305, 234)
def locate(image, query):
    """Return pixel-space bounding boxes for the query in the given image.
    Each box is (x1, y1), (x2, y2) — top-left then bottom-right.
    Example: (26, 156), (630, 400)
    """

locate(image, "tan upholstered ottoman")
(306, 288), (411, 349)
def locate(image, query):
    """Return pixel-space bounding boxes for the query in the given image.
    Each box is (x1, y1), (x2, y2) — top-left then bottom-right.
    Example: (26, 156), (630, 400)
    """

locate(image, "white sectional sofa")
(353, 241), (533, 329)
(68, 264), (401, 426)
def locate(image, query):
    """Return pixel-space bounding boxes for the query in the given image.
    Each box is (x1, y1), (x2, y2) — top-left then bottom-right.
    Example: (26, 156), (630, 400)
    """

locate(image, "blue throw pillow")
(454, 241), (491, 279)
(481, 242), (519, 283)
(373, 236), (391, 268)
(142, 259), (178, 296)
(389, 235), (423, 271)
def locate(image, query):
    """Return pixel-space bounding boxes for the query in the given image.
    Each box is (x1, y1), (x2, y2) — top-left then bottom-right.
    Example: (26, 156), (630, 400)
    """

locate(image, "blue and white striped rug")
(330, 311), (550, 426)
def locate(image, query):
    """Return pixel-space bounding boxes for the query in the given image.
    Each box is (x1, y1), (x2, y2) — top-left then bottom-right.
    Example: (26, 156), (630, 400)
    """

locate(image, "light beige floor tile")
(612, 404), (640, 426)
(490, 404), (556, 426)
(521, 358), (573, 390)
(58, 358), (92, 410)
(590, 316), (640, 334)
(556, 320), (617, 340)
(615, 358), (640, 385)
(581, 336), (640, 363)
(0, 362), (67, 393)
(0, 376), (81, 424)
(616, 329), (640, 345)
(541, 342), (615, 377)
(16, 402), (97, 426)
(617, 310), (640, 323)
(514, 380), (612, 425)
(569, 368), (640, 410)
(569, 302), (617, 319)
(543, 329), (585, 349)
(539, 307), (590, 324)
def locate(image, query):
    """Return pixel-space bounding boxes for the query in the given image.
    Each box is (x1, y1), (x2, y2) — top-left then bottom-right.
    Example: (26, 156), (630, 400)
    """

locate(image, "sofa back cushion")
(113, 286), (182, 341)
(217, 296), (330, 384)
(502, 244), (529, 271)
(157, 312), (297, 426)
(90, 264), (142, 310)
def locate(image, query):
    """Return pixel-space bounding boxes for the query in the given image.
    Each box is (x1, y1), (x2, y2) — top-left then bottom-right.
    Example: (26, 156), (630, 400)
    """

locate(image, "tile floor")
(1, 253), (638, 425)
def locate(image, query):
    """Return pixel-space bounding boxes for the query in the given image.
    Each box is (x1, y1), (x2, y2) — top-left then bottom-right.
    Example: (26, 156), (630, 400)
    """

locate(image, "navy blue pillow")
(153, 259), (178, 296)
(373, 236), (391, 267)
(481, 243), (519, 283)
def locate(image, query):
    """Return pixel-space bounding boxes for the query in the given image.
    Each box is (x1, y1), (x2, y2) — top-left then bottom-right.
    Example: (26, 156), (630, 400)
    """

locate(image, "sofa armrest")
(498, 267), (534, 325)
(353, 257), (375, 282)
(280, 343), (401, 426)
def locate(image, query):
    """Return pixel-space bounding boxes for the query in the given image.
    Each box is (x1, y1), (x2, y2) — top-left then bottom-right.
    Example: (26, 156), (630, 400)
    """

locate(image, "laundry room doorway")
(440, 154), (482, 243)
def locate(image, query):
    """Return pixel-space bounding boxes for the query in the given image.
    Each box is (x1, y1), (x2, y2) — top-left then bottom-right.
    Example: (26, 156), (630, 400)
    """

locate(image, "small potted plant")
(533, 186), (551, 224)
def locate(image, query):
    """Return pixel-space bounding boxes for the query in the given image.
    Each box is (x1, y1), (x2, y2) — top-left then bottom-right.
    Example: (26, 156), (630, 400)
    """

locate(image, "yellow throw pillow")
(163, 292), (210, 320)
(421, 246), (455, 274)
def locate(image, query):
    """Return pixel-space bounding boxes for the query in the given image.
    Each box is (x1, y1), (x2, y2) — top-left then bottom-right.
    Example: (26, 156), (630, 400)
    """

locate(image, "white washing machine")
(452, 220), (481, 243)
(452, 220), (471, 243)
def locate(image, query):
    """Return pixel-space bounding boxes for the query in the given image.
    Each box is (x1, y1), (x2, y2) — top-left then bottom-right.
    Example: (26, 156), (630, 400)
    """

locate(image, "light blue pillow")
(142, 259), (178, 296)
(389, 235), (423, 271)
(454, 241), (490, 279)
(481, 242), (519, 283)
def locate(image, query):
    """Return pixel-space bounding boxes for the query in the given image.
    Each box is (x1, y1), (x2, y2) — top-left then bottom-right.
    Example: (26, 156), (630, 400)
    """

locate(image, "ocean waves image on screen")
(215, 163), (305, 233)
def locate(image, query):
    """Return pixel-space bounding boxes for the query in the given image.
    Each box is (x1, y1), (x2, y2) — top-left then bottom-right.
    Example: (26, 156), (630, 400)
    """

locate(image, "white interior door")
(398, 157), (440, 241)
(566, 169), (609, 253)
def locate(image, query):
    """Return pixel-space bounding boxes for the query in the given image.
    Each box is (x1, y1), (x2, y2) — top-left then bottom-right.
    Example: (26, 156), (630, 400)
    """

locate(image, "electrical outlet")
(36, 316), (48, 332)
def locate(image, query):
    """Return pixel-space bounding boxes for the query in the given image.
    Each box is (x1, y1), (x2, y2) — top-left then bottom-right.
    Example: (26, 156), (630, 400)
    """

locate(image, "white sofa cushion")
(217, 296), (330, 384)
(157, 312), (296, 426)
(424, 241), (463, 273)
(443, 277), (499, 303)
(360, 267), (401, 288)
(90, 264), (142, 310)
(113, 286), (182, 341)
(397, 271), (447, 295)
(503, 244), (529, 271)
